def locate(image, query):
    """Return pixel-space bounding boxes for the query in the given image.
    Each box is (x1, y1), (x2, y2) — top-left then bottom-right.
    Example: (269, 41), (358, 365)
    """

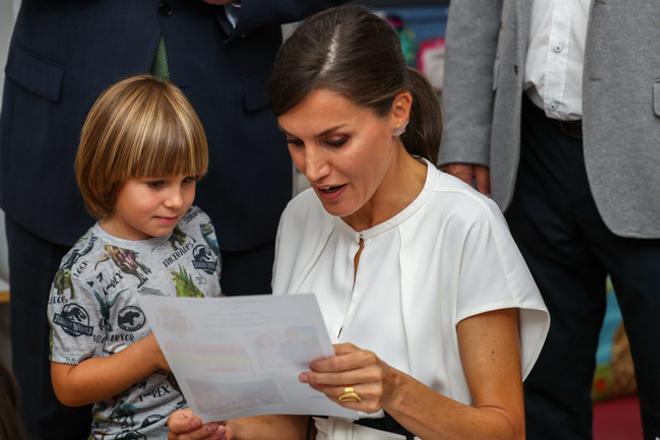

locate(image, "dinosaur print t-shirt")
(47, 206), (221, 439)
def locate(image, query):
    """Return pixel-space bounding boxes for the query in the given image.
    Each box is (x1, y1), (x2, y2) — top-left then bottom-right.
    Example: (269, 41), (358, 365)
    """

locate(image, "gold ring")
(338, 386), (361, 402)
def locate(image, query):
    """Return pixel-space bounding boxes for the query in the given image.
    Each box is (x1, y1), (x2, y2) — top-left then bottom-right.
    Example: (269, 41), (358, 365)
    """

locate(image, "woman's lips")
(315, 184), (346, 202)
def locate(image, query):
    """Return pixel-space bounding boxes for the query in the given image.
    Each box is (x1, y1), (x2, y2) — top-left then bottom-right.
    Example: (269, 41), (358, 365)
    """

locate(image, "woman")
(168, 5), (549, 439)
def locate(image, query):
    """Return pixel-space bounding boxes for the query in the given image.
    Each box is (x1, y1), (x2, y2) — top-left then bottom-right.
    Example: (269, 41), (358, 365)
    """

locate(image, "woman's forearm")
(383, 369), (522, 440)
(229, 415), (308, 440)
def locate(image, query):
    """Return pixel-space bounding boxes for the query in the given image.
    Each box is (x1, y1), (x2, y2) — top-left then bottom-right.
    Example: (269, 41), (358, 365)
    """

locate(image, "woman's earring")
(393, 121), (409, 137)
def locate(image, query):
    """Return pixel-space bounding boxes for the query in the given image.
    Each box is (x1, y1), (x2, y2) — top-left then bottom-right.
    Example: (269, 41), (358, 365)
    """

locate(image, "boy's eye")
(183, 176), (197, 184)
(146, 180), (165, 189)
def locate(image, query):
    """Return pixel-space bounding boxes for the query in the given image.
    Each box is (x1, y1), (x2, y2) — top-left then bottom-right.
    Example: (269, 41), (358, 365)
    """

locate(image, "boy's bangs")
(135, 120), (207, 179)
(123, 92), (208, 180)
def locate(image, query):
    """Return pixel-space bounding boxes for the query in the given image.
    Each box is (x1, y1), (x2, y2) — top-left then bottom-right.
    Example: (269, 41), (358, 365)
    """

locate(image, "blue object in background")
(596, 279), (623, 365)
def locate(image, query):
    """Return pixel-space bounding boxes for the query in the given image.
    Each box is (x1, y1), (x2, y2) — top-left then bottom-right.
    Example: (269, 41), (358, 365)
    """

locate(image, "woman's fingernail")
(190, 418), (202, 428)
(299, 372), (308, 382)
(206, 423), (220, 433)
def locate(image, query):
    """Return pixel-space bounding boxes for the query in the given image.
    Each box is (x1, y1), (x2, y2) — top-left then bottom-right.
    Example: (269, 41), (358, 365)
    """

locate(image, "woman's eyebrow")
(279, 123), (348, 139)
(315, 123), (347, 138)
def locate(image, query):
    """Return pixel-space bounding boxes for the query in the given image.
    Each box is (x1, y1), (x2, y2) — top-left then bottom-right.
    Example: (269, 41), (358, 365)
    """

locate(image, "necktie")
(151, 36), (170, 80)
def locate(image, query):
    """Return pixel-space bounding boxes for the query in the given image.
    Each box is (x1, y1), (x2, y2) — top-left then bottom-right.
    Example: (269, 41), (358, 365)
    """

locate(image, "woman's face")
(278, 88), (408, 220)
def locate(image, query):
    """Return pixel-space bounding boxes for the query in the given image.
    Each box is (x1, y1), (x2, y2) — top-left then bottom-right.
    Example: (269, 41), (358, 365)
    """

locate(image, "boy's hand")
(167, 408), (231, 440)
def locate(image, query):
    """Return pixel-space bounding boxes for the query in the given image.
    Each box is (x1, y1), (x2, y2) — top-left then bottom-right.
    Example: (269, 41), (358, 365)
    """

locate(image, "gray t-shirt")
(48, 206), (222, 439)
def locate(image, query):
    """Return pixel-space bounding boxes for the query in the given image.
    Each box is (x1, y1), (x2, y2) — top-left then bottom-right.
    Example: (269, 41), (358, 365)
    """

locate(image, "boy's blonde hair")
(76, 75), (208, 219)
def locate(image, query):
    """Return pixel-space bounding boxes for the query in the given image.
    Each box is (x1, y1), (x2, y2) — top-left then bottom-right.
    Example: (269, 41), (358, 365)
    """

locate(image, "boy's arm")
(51, 333), (168, 407)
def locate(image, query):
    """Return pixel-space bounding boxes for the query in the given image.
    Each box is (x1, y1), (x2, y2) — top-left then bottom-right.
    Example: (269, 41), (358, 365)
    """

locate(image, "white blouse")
(272, 160), (550, 435)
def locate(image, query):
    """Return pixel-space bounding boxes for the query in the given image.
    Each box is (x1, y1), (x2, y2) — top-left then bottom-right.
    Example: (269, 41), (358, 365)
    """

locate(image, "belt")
(522, 95), (583, 140)
(315, 414), (415, 439)
(354, 412), (414, 439)
(557, 119), (582, 140)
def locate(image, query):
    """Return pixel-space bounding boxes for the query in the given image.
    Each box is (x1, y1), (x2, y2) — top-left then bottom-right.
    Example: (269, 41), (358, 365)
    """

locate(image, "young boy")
(47, 75), (222, 438)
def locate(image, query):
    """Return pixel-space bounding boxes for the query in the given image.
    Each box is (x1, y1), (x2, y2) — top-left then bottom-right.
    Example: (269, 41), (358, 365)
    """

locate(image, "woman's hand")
(167, 408), (231, 440)
(299, 343), (399, 414)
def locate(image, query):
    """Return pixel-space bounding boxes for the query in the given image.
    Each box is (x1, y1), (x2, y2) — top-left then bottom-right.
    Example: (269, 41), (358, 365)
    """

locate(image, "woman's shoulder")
(425, 168), (503, 227)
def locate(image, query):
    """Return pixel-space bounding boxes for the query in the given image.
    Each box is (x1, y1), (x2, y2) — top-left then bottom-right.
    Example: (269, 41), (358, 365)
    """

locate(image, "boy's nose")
(164, 189), (184, 209)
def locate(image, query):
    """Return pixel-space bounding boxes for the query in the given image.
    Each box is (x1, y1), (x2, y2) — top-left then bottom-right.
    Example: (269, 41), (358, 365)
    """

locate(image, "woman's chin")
(320, 202), (356, 219)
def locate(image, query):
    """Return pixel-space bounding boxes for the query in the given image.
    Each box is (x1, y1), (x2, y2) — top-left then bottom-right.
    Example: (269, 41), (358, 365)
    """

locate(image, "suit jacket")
(439, 0), (660, 239)
(0, 0), (338, 249)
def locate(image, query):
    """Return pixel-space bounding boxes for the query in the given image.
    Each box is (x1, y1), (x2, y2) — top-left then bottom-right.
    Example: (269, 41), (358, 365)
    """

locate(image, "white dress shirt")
(273, 160), (550, 439)
(225, 3), (241, 28)
(525, 0), (592, 120)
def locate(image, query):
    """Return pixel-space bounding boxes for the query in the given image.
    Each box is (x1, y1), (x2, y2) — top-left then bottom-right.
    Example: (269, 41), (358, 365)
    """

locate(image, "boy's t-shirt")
(47, 205), (222, 439)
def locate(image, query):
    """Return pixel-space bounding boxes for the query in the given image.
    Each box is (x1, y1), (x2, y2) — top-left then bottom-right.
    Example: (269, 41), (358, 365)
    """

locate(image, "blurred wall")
(0, 0), (20, 368)
(0, 0), (19, 290)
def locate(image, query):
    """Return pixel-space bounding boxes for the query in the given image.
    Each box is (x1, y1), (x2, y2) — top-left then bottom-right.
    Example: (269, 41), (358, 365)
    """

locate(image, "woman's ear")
(390, 91), (413, 129)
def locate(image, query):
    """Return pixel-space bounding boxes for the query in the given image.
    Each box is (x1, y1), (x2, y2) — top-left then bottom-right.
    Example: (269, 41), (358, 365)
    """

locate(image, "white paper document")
(140, 294), (358, 422)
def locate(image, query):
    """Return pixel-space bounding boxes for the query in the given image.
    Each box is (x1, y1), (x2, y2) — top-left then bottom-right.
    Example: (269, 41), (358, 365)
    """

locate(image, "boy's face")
(101, 174), (197, 240)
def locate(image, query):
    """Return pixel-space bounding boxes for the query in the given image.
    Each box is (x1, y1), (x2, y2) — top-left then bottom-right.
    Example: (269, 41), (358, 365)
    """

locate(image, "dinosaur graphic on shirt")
(171, 266), (203, 298)
(109, 399), (138, 429)
(53, 234), (98, 299)
(200, 223), (220, 256)
(113, 429), (146, 440)
(93, 289), (125, 333)
(95, 245), (151, 287)
(168, 226), (188, 250)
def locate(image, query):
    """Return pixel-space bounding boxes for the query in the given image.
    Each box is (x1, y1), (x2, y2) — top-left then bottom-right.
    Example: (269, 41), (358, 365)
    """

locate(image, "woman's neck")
(343, 149), (427, 231)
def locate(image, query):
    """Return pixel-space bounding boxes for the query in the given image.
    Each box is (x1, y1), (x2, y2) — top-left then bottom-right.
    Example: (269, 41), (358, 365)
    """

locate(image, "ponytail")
(402, 68), (442, 164)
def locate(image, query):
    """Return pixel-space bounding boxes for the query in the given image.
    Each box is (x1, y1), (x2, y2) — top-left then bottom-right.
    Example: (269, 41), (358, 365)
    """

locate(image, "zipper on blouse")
(338, 235), (365, 339)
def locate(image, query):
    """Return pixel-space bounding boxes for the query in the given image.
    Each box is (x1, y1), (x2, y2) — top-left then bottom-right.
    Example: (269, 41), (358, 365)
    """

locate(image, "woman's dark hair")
(0, 361), (26, 440)
(268, 5), (441, 163)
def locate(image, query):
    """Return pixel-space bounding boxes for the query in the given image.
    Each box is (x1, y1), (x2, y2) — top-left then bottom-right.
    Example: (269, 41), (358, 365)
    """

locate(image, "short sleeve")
(193, 209), (222, 297)
(455, 200), (550, 379)
(47, 270), (103, 365)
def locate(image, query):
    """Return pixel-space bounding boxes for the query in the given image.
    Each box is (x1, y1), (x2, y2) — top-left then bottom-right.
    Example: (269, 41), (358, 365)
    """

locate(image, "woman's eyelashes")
(325, 136), (349, 147)
(286, 137), (304, 147)
(286, 136), (349, 148)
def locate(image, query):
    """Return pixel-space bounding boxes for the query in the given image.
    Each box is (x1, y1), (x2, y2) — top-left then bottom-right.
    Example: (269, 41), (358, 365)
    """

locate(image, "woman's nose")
(304, 148), (330, 183)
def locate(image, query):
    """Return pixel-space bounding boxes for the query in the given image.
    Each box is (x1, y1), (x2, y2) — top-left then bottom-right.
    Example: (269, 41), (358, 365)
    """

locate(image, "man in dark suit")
(0, 1), (339, 438)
